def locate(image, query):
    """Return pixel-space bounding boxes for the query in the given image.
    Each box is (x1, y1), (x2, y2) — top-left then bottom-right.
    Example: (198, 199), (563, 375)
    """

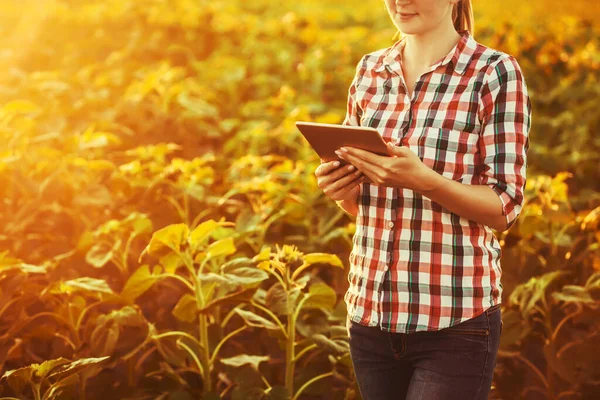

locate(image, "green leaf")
(219, 354), (270, 371)
(121, 265), (160, 303)
(199, 288), (255, 314)
(91, 307), (145, 356)
(224, 267), (268, 288)
(189, 219), (219, 251)
(172, 294), (198, 323)
(0, 263), (46, 275)
(337, 353), (353, 369)
(43, 373), (79, 400)
(1, 99), (40, 114)
(303, 253), (344, 269)
(302, 282), (337, 311)
(51, 277), (114, 296)
(2, 360), (55, 393)
(508, 270), (568, 317)
(141, 223), (190, 259)
(585, 271), (600, 293)
(235, 208), (261, 233)
(207, 237), (236, 259)
(234, 309), (279, 330)
(79, 131), (121, 149)
(519, 216), (547, 238)
(103, 306), (145, 327)
(2, 364), (34, 394)
(35, 358), (72, 380)
(153, 335), (203, 368)
(46, 357), (110, 382)
(291, 253), (344, 280)
(552, 285), (594, 304)
(251, 246), (272, 263)
(2, 358), (74, 394)
(85, 242), (115, 268)
(131, 215), (153, 235)
(177, 92), (219, 119)
(220, 257), (255, 274)
(311, 333), (348, 355)
(198, 272), (230, 284)
(160, 251), (184, 274)
(105, 323), (120, 355)
(265, 283), (301, 316)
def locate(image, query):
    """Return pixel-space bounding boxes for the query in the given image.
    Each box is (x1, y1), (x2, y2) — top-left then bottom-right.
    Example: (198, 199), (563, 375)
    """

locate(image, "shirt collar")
(374, 30), (475, 76)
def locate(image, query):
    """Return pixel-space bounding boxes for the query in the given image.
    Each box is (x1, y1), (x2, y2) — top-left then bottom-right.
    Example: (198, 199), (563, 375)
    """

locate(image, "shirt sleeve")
(478, 55), (532, 231)
(342, 56), (366, 127)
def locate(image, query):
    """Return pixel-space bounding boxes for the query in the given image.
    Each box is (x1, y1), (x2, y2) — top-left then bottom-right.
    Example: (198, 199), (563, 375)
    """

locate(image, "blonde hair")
(391, 0), (475, 40)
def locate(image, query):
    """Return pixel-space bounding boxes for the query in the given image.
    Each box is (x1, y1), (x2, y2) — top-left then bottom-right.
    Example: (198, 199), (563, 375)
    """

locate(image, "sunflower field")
(0, 0), (599, 399)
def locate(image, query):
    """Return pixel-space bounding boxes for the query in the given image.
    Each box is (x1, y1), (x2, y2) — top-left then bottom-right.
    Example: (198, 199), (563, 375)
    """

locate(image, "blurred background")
(0, 0), (599, 399)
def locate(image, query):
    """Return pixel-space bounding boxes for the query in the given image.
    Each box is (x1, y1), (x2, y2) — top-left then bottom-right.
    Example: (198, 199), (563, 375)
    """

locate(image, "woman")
(314, 0), (531, 399)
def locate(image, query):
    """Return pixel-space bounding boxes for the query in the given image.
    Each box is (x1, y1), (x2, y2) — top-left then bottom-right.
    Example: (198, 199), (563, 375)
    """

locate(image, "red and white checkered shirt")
(342, 30), (531, 333)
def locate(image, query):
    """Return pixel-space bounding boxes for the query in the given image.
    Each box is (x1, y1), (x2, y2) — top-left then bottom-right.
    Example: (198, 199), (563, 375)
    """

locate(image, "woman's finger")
(323, 163), (358, 184)
(315, 160), (341, 177)
(327, 171), (364, 197)
(329, 174), (366, 199)
(334, 169), (363, 190)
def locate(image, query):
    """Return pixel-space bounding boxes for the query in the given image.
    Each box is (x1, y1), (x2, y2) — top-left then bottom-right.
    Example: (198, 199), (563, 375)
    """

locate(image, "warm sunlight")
(0, 1), (598, 399)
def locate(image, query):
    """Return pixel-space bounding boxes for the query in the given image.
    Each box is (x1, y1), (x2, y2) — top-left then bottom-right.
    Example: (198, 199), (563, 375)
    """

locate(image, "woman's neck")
(401, 21), (462, 69)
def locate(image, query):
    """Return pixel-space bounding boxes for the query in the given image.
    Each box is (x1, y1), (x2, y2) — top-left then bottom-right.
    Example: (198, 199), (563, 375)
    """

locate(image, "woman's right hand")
(315, 159), (365, 202)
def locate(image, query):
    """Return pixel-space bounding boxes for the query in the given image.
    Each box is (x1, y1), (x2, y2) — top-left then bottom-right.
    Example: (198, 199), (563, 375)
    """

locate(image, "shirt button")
(388, 221), (395, 228)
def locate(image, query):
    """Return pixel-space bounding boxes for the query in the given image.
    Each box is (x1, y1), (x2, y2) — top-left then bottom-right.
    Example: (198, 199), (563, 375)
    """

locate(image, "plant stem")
(181, 250), (212, 395)
(285, 309), (296, 399)
(184, 191), (190, 226)
(32, 384), (41, 400)
(190, 249), (212, 395)
(199, 314), (211, 393)
(292, 371), (334, 400)
(122, 232), (136, 274)
(549, 221), (556, 257)
(545, 305), (554, 398)
(285, 265), (296, 399)
(127, 356), (134, 387)
(209, 325), (248, 365)
(293, 344), (318, 363)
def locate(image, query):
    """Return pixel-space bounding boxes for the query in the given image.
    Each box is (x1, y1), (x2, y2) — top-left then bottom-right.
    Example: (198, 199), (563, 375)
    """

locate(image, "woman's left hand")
(334, 142), (439, 193)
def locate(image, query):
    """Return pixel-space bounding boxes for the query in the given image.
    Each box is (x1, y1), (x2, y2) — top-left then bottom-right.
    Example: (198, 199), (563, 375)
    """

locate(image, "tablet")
(295, 121), (391, 164)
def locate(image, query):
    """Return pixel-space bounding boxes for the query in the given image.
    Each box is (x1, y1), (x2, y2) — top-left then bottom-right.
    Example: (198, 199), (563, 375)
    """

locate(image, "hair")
(452, 0), (474, 34)
(391, 0), (475, 41)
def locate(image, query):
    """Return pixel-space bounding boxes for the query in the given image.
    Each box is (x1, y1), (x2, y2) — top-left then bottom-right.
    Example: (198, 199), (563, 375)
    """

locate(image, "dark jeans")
(347, 304), (503, 400)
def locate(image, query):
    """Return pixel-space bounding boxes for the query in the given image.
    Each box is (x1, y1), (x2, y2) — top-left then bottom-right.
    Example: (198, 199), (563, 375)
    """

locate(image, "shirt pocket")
(408, 127), (479, 182)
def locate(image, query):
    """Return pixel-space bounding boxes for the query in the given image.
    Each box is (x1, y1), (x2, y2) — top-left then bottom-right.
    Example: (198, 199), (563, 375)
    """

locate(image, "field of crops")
(0, 0), (599, 399)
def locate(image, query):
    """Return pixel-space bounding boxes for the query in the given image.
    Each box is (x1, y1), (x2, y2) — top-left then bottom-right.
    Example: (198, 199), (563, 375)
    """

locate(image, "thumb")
(386, 141), (404, 156)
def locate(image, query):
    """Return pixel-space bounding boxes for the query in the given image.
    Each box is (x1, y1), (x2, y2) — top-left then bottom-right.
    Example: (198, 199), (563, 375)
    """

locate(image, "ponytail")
(452, 0), (475, 35)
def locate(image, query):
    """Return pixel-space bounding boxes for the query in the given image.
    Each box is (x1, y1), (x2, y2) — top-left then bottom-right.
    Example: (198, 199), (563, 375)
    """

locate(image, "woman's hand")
(334, 142), (440, 193)
(315, 159), (366, 201)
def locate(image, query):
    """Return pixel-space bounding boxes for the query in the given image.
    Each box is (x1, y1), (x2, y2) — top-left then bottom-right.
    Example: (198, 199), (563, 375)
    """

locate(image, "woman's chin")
(391, 18), (420, 34)
(393, 25), (420, 35)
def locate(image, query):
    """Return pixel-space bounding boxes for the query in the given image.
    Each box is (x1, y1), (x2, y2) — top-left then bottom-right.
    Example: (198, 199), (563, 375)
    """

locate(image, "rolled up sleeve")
(478, 55), (532, 231)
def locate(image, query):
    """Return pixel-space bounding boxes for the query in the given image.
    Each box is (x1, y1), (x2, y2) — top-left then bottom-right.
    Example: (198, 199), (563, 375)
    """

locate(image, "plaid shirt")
(342, 30), (531, 333)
